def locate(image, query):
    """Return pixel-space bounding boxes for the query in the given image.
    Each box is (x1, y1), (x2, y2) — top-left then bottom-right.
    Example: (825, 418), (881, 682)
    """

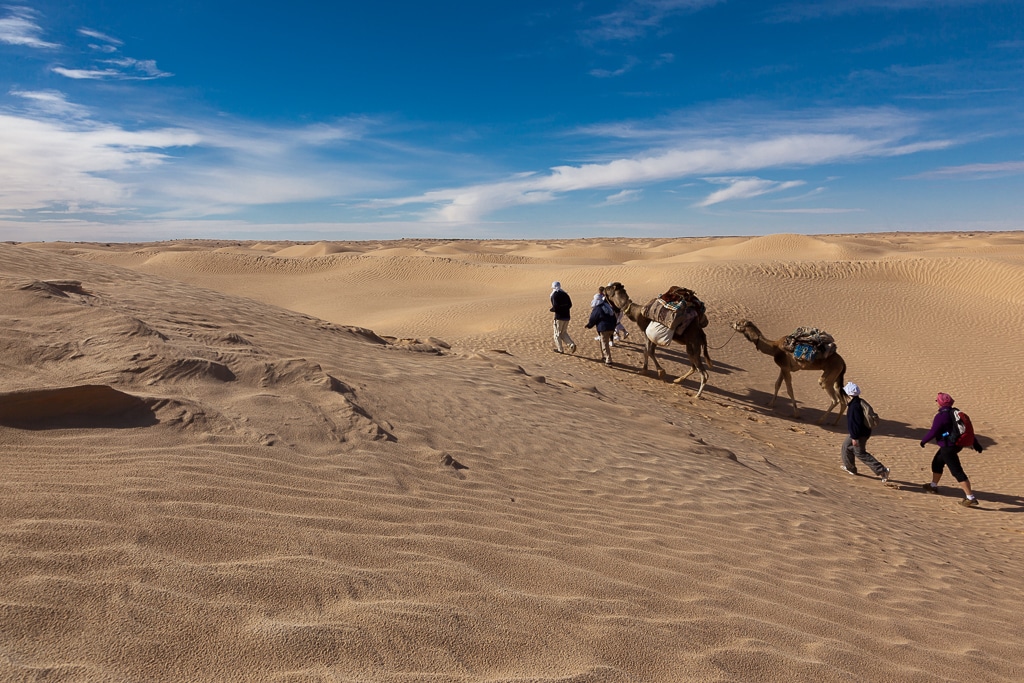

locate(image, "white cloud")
(0, 94), (391, 219)
(582, 0), (724, 42)
(907, 160), (1024, 179)
(379, 117), (950, 221)
(52, 67), (123, 80)
(53, 57), (172, 81)
(0, 113), (200, 211)
(600, 189), (643, 205)
(78, 28), (122, 45)
(768, 0), (998, 22)
(695, 177), (805, 207)
(590, 56), (640, 78)
(0, 6), (57, 48)
(752, 208), (863, 214)
(9, 89), (90, 118)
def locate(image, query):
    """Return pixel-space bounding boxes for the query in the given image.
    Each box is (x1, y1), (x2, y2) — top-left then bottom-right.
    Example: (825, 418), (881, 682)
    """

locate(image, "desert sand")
(2, 232), (1023, 682)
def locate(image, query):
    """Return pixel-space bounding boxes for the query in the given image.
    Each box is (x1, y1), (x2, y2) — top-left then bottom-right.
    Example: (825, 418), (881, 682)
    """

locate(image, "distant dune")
(2, 233), (1023, 682)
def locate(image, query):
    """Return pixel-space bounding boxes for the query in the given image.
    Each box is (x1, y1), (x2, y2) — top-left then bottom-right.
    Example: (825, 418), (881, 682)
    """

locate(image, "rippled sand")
(2, 232), (1023, 682)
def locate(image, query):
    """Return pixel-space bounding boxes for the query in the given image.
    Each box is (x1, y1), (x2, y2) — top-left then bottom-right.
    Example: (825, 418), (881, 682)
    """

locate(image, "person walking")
(613, 306), (629, 343)
(921, 392), (983, 506)
(585, 295), (618, 365)
(840, 382), (890, 482)
(590, 287), (606, 341)
(550, 281), (576, 354)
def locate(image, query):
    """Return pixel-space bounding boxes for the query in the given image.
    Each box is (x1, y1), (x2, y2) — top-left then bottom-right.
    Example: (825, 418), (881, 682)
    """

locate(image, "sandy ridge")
(1, 235), (1023, 682)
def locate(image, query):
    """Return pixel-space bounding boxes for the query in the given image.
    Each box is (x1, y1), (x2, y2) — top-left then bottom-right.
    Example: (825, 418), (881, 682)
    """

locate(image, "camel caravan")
(572, 282), (848, 422)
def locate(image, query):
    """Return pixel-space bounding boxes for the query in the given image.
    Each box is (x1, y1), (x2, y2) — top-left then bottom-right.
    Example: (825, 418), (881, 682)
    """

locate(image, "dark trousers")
(931, 445), (969, 483)
(841, 435), (886, 475)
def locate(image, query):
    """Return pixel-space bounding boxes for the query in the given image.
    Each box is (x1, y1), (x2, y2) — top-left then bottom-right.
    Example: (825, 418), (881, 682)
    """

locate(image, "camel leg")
(834, 392), (848, 425)
(639, 340), (660, 377)
(672, 364), (696, 384)
(694, 364), (708, 398)
(699, 328), (713, 370)
(816, 378), (847, 425)
(828, 384), (848, 425)
(770, 371), (784, 409)
(647, 343), (666, 379)
(817, 395), (839, 424)
(671, 344), (704, 393)
(639, 341), (652, 375)
(781, 371), (799, 417)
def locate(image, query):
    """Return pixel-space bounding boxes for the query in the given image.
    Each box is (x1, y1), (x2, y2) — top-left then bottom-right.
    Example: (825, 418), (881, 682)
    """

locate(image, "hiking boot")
(880, 467), (890, 483)
(840, 465), (857, 476)
(959, 497), (979, 507)
(922, 482), (939, 494)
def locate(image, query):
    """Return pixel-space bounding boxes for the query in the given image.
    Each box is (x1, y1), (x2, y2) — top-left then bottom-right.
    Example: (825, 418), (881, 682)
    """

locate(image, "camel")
(731, 319), (847, 424)
(603, 282), (712, 398)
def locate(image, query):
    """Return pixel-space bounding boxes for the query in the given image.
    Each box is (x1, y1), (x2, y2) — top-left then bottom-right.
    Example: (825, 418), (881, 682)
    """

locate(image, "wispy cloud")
(0, 92), (393, 219)
(9, 89), (90, 119)
(752, 207), (863, 214)
(581, 0), (724, 42)
(589, 56), (640, 78)
(0, 6), (57, 48)
(0, 110), (199, 211)
(695, 177), (805, 207)
(78, 28), (122, 45)
(378, 109), (951, 222)
(907, 160), (1024, 179)
(768, 0), (999, 22)
(53, 57), (171, 81)
(599, 189), (643, 206)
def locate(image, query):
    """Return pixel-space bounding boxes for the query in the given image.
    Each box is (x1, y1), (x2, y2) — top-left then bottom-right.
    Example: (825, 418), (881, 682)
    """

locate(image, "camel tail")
(837, 362), (847, 395)
(703, 339), (713, 369)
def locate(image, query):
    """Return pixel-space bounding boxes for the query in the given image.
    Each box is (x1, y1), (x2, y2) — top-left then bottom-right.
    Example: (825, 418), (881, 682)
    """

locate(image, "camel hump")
(785, 327), (837, 360)
(643, 288), (707, 331)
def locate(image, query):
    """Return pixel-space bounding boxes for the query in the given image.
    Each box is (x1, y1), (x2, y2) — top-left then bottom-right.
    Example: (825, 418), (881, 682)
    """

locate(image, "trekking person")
(840, 382), (890, 482)
(591, 287), (606, 341)
(585, 295), (618, 365)
(613, 306), (629, 343)
(550, 281), (576, 354)
(921, 392), (983, 506)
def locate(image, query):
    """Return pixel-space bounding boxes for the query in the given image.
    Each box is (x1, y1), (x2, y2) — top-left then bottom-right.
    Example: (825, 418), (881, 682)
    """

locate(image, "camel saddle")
(784, 327), (836, 361)
(643, 287), (708, 330)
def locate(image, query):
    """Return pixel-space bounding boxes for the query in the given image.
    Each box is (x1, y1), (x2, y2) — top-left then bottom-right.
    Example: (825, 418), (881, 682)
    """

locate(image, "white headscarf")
(551, 281), (562, 291)
(844, 382), (861, 397)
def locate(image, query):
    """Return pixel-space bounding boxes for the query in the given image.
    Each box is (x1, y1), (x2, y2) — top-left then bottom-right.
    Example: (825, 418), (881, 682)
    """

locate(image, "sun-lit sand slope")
(3, 233), (1024, 682)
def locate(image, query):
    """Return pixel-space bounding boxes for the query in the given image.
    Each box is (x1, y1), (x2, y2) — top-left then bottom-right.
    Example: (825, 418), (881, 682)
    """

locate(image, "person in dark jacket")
(550, 281), (576, 354)
(840, 382), (889, 481)
(585, 297), (618, 365)
(921, 392), (983, 507)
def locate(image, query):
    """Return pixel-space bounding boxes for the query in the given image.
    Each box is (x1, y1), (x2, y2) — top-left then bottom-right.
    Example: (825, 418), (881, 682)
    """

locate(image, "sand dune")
(2, 233), (1024, 682)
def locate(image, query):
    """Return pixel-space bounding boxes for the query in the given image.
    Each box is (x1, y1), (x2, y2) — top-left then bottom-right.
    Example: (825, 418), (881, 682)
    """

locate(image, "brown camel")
(731, 319), (847, 424)
(604, 282), (712, 397)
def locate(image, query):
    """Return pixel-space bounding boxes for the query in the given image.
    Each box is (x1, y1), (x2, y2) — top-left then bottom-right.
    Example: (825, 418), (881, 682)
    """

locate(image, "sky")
(1, 0), (1022, 241)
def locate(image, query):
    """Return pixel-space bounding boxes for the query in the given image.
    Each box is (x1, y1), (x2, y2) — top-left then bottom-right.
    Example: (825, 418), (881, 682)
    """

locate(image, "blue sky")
(1, 0), (1022, 241)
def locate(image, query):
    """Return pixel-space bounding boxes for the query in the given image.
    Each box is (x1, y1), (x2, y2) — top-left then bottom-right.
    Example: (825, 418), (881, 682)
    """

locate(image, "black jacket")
(847, 396), (872, 440)
(550, 290), (572, 320)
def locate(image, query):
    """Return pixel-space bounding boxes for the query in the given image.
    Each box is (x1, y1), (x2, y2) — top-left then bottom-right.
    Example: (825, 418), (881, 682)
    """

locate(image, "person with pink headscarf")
(920, 392), (984, 507)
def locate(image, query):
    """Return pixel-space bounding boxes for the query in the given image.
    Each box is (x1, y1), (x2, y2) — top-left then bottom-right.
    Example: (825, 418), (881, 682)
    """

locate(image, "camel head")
(603, 282), (630, 307)
(732, 319), (761, 341)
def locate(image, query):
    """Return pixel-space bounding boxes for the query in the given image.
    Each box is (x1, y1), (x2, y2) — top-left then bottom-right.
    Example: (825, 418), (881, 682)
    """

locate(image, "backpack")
(952, 408), (975, 448)
(861, 399), (879, 429)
